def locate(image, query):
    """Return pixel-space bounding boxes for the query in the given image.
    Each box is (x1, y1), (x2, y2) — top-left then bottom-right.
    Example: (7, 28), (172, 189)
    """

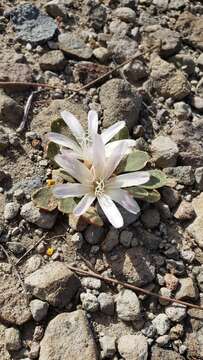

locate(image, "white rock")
(118, 335), (148, 360)
(116, 289), (140, 321)
(152, 314), (170, 335)
(30, 299), (49, 322)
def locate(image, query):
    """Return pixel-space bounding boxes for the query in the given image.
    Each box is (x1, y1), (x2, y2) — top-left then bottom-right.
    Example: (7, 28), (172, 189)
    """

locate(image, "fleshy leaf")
(117, 150), (150, 173)
(57, 197), (77, 214)
(143, 170), (168, 189)
(81, 207), (104, 227)
(51, 117), (68, 135)
(47, 141), (59, 162)
(47, 117), (74, 162)
(113, 126), (129, 140)
(127, 186), (149, 199)
(145, 189), (161, 203)
(32, 187), (58, 211)
(127, 186), (160, 203)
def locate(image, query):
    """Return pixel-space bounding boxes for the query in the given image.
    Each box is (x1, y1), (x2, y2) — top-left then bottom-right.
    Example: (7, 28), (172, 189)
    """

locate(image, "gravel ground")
(0, 0), (203, 359)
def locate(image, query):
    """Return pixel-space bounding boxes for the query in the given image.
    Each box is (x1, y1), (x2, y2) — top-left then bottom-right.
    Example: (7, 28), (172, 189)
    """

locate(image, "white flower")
(48, 110), (136, 163)
(53, 134), (150, 228)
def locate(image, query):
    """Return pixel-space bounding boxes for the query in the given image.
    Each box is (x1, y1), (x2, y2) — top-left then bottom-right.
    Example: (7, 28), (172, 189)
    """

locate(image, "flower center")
(94, 179), (105, 197)
(78, 131), (92, 149)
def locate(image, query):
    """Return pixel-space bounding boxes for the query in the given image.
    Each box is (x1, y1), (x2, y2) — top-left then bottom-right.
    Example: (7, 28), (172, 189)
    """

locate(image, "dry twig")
(67, 264), (203, 311)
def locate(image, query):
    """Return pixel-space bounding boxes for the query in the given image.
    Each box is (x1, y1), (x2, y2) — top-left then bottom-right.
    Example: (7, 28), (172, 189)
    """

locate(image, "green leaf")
(127, 186), (149, 199)
(57, 197), (77, 214)
(47, 141), (59, 162)
(113, 126), (129, 140)
(51, 117), (69, 136)
(117, 150), (150, 173)
(81, 207), (103, 227)
(143, 170), (168, 189)
(32, 187), (58, 212)
(145, 190), (161, 203)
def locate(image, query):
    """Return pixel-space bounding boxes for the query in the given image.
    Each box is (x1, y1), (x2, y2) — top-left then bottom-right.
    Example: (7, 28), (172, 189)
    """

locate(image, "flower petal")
(105, 139), (136, 158)
(60, 148), (83, 160)
(98, 194), (124, 228)
(74, 194), (95, 216)
(101, 121), (125, 144)
(105, 141), (129, 180)
(55, 154), (91, 183)
(53, 183), (89, 198)
(61, 111), (85, 140)
(92, 134), (106, 178)
(108, 171), (150, 188)
(88, 110), (98, 137)
(107, 188), (140, 214)
(47, 132), (81, 152)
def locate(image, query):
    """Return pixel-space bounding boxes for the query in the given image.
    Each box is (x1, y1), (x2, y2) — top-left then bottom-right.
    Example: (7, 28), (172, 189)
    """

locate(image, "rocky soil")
(0, 0), (203, 359)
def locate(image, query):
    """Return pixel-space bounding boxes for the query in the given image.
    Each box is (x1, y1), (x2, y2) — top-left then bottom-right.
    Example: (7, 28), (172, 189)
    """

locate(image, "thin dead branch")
(67, 264), (203, 311)
(17, 91), (34, 133)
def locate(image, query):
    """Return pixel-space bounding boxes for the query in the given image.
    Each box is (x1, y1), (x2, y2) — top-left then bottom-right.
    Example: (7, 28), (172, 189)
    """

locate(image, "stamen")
(94, 179), (105, 197)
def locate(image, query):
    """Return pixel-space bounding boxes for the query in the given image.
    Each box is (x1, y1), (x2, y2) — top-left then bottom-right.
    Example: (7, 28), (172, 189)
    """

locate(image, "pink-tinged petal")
(55, 154), (91, 183)
(98, 194), (124, 228)
(105, 139), (136, 158)
(74, 194), (95, 216)
(107, 188), (140, 214)
(92, 134), (106, 178)
(101, 121), (125, 144)
(60, 111), (85, 140)
(108, 171), (150, 188)
(105, 141), (129, 180)
(47, 132), (81, 153)
(53, 183), (90, 198)
(88, 110), (98, 136)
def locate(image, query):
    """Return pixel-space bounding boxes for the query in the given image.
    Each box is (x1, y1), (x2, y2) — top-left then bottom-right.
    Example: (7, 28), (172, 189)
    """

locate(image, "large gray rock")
(4, 202), (20, 220)
(20, 201), (57, 229)
(187, 217), (203, 248)
(58, 32), (93, 59)
(25, 262), (80, 307)
(5, 327), (22, 351)
(39, 310), (98, 360)
(118, 335), (148, 360)
(175, 277), (199, 300)
(0, 63), (33, 92)
(150, 55), (190, 100)
(0, 91), (23, 126)
(99, 78), (141, 130)
(32, 99), (87, 137)
(113, 7), (136, 23)
(0, 324), (11, 360)
(148, 27), (180, 57)
(116, 289), (140, 321)
(0, 263), (31, 325)
(107, 247), (155, 286)
(39, 50), (66, 71)
(151, 346), (184, 360)
(9, 4), (57, 44)
(45, 0), (72, 19)
(175, 12), (203, 50)
(107, 36), (137, 63)
(151, 135), (179, 168)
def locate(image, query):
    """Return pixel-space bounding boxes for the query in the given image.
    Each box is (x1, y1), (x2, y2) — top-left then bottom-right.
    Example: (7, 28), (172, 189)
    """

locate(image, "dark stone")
(9, 4), (57, 44)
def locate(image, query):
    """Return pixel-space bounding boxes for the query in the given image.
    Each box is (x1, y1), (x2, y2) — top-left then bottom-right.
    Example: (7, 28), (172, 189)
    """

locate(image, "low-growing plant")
(33, 111), (169, 228)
